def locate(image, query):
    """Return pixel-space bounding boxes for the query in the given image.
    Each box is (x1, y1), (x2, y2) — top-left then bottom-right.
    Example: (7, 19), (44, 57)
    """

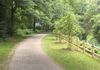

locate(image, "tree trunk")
(33, 18), (36, 32)
(82, 32), (87, 41)
(9, 0), (16, 36)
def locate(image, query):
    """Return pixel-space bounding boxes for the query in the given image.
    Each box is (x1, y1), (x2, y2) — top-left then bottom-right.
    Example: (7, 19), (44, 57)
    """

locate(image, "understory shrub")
(16, 29), (33, 36)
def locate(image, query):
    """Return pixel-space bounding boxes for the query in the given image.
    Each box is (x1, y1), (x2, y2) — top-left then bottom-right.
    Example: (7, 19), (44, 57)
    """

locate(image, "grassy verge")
(0, 36), (28, 70)
(43, 34), (100, 70)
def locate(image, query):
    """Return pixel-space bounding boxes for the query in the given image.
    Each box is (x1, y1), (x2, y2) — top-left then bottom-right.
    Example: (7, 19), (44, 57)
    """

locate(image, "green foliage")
(16, 29), (33, 36)
(93, 23), (100, 43)
(81, 4), (97, 34)
(15, 8), (33, 29)
(54, 12), (82, 41)
(53, 12), (83, 48)
(0, 0), (100, 45)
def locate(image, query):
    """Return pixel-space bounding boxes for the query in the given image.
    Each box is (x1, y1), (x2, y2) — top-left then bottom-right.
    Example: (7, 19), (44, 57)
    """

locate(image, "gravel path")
(9, 34), (63, 70)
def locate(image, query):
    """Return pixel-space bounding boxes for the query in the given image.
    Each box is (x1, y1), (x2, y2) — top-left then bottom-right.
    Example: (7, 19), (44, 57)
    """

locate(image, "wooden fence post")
(91, 44), (95, 57)
(83, 40), (85, 53)
(77, 38), (79, 50)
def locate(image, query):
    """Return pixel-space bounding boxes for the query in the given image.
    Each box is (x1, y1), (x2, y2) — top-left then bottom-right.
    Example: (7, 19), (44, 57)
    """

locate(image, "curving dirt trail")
(9, 34), (64, 70)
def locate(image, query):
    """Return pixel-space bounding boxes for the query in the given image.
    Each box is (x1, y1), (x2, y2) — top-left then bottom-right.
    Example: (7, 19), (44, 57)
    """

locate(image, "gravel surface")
(9, 34), (64, 70)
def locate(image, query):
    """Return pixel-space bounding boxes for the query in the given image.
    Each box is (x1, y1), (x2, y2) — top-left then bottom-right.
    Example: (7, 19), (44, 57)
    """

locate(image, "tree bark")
(9, 0), (16, 36)
(33, 18), (36, 32)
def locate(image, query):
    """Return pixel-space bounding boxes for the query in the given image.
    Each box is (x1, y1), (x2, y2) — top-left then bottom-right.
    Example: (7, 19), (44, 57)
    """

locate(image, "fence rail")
(60, 36), (100, 58)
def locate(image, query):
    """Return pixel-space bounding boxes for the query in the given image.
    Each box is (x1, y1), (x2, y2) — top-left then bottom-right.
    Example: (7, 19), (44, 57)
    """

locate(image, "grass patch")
(43, 34), (100, 70)
(0, 36), (27, 70)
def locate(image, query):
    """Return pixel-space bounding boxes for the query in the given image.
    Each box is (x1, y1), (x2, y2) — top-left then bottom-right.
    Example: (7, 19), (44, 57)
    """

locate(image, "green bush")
(94, 49), (98, 54)
(16, 29), (33, 36)
(93, 23), (100, 43)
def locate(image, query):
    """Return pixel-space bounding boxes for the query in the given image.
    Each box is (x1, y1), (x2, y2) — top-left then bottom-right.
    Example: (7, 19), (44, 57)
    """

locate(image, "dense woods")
(0, 0), (100, 70)
(0, 0), (100, 44)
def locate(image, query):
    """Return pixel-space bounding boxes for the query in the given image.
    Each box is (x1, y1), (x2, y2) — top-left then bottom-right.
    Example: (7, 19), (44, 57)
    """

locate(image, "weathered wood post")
(77, 38), (79, 50)
(58, 34), (61, 43)
(83, 40), (85, 53)
(91, 43), (95, 57)
(56, 35), (58, 40)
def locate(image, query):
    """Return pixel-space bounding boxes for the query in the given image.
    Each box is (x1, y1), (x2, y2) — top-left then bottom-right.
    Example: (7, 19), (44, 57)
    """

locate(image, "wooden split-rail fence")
(57, 35), (100, 58)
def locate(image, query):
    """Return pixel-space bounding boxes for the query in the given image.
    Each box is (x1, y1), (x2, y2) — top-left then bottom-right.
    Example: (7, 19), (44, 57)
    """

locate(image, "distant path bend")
(9, 34), (63, 70)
